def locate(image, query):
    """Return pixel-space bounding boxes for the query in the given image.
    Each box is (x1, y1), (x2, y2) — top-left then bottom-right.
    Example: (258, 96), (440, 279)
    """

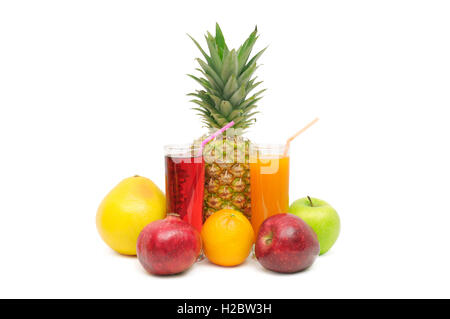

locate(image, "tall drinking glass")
(250, 144), (290, 236)
(164, 144), (204, 233)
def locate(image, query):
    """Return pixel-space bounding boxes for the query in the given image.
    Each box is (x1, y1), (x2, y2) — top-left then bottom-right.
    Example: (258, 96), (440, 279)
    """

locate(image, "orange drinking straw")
(283, 117), (319, 156)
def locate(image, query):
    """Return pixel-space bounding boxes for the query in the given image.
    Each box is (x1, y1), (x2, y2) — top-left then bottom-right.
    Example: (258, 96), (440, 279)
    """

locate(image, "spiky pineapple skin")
(202, 136), (251, 221)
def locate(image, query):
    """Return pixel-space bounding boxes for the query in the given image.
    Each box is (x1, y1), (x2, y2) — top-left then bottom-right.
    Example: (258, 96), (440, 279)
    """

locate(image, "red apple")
(255, 213), (320, 273)
(136, 216), (201, 275)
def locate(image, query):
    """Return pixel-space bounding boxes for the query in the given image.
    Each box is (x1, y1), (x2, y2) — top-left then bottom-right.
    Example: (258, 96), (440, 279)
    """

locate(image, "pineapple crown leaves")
(187, 23), (267, 132)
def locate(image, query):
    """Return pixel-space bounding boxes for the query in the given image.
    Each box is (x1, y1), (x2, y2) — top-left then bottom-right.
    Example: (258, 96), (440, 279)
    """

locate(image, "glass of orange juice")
(250, 144), (290, 236)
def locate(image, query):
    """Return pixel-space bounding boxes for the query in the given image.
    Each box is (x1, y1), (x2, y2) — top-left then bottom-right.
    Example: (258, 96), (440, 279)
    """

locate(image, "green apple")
(288, 196), (340, 255)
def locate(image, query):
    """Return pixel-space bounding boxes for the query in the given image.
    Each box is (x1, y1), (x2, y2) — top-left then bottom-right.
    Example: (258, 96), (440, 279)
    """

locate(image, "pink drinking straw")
(198, 121), (235, 156)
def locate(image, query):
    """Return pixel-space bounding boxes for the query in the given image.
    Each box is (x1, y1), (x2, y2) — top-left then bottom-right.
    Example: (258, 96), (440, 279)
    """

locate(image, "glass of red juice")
(164, 144), (204, 233)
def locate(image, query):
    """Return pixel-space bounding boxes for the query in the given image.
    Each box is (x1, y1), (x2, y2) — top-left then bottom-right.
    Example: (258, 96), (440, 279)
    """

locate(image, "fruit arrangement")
(96, 24), (341, 275)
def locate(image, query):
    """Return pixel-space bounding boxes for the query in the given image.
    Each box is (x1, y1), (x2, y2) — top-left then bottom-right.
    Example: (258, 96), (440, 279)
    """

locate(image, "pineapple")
(188, 23), (266, 221)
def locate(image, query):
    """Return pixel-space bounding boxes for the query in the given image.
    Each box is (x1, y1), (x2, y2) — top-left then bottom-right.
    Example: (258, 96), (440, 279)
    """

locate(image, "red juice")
(165, 155), (204, 233)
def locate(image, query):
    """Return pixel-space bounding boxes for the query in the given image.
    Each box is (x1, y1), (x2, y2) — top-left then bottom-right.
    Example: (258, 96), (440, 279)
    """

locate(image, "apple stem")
(307, 196), (314, 207)
(264, 231), (273, 245)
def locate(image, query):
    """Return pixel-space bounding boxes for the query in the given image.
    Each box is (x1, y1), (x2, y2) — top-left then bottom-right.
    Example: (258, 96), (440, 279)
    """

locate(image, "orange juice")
(250, 153), (289, 236)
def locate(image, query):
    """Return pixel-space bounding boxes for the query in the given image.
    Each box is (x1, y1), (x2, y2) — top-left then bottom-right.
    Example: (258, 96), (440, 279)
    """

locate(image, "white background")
(1, 0), (449, 298)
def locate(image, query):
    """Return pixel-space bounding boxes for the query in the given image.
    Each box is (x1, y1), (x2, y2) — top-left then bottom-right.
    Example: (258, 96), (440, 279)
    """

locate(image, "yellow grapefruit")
(96, 175), (166, 255)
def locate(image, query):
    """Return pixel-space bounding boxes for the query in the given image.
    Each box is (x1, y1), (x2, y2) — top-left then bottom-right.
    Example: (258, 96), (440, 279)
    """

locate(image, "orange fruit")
(201, 209), (254, 266)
